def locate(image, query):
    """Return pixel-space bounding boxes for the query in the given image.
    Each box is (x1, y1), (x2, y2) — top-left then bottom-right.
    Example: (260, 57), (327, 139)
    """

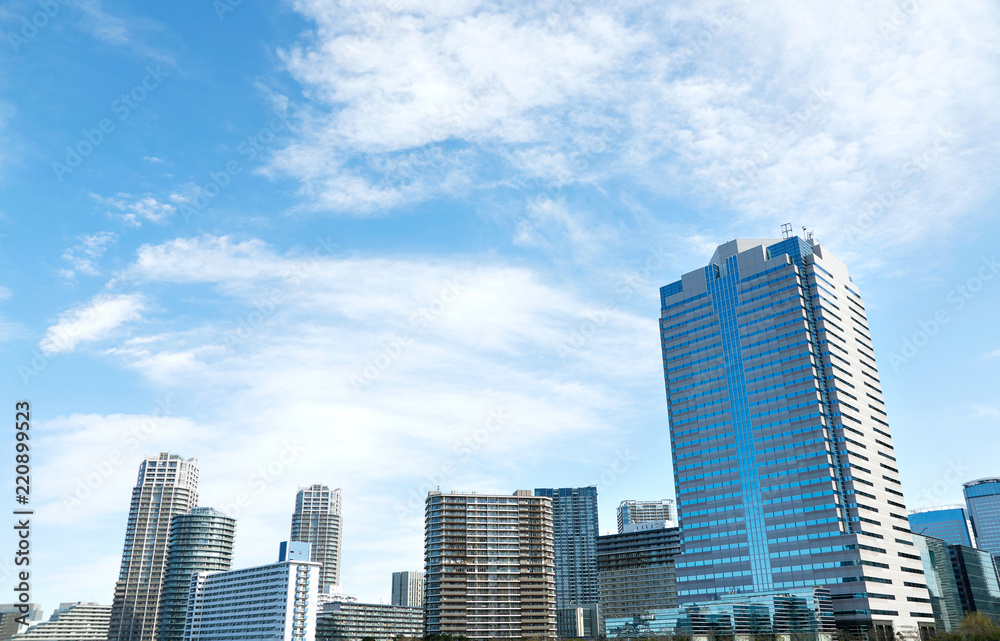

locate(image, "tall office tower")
(912, 535), (964, 633)
(108, 453), (199, 641)
(156, 507), (237, 641)
(950, 545), (1000, 624)
(660, 236), (934, 639)
(0, 603), (43, 638)
(424, 490), (557, 639)
(534, 487), (599, 612)
(616, 499), (675, 533)
(964, 479), (1000, 561)
(391, 571), (425, 608)
(908, 506), (975, 547)
(596, 523), (681, 619)
(291, 485), (343, 589)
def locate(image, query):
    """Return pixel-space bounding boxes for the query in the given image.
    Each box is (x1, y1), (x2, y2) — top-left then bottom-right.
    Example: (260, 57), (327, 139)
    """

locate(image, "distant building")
(534, 487), (599, 612)
(11, 602), (111, 640)
(0, 604), (42, 639)
(605, 587), (836, 639)
(315, 602), (423, 641)
(391, 571), (424, 608)
(109, 453), (200, 641)
(615, 499), (674, 534)
(424, 490), (557, 639)
(965, 479), (1000, 563)
(912, 534), (964, 632)
(318, 585), (358, 608)
(597, 522), (680, 619)
(555, 604), (601, 639)
(909, 506), (975, 547)
(950, 544), (1000, 624)
(156, 507), (236, 641)
(182, 542), (320, 641)
(291, 485), (343, 589)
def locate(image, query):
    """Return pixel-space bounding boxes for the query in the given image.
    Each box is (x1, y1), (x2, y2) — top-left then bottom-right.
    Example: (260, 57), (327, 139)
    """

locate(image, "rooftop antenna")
(802, 226), (815, 243)
(781, 223), (793, 239)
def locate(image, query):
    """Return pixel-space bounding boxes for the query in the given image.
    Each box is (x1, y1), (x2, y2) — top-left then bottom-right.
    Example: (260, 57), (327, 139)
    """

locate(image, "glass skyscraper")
(659, 236), (934, 639)
(534, 487), (599, 610)
(964, 479), (1000, 562)
(908, 507), (974, 547)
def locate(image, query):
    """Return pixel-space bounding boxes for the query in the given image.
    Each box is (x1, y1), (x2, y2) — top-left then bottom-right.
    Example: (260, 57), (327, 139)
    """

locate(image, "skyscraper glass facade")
(964, 479), (1000, 562)
(908, 507), (974, 547)
(534, 487), (599, 610)
(156, 507), (236, 641)
(950, 545), (1000, 624)
(912, 535), (963, 632)
(660, 237), (933, 638)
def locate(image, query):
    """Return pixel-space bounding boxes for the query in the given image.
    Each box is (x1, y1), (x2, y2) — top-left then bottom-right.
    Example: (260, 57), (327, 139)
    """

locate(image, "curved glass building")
(156, 507), (236, 641)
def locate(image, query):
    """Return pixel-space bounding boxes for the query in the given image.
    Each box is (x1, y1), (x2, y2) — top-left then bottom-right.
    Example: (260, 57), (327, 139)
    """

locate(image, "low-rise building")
(9, 602), (110, 640)
(315, 602), (423, 641)
(605, 587), (836, 639)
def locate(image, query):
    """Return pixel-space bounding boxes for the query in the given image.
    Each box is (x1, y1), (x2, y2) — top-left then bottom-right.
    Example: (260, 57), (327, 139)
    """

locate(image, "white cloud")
(984, 349), (1000, 359)
(92, 193), (176, 227)
(40, 293), (145, 355)
(268, 0), (1000, 255)
(37, 234), (664, 602)
(61, 231), (118, 278)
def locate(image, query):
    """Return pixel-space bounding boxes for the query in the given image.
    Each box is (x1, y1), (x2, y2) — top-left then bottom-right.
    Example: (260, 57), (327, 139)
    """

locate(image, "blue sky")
(1, 0), (999, 615)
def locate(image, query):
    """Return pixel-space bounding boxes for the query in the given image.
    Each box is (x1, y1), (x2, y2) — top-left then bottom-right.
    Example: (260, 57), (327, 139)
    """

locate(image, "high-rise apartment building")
(108, 453), (199, 641)
(616, 499), (675, 533)
(424, 490), (556, 639)
(534, 487), (599, 611)
(964, 479), (1000, 562)
(182, 542), (320, 641)
(659, 236), (934, 639)
(291, 485), (343, 589)
(156, 507), (237, 641)
(596, 523), (680, 619)
(908, 506), (974, 547)
(390, 571), (424, 608)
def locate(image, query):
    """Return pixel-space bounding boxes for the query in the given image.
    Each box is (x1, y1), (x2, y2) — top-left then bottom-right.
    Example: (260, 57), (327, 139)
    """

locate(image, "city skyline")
(0, 0), (998, 618)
